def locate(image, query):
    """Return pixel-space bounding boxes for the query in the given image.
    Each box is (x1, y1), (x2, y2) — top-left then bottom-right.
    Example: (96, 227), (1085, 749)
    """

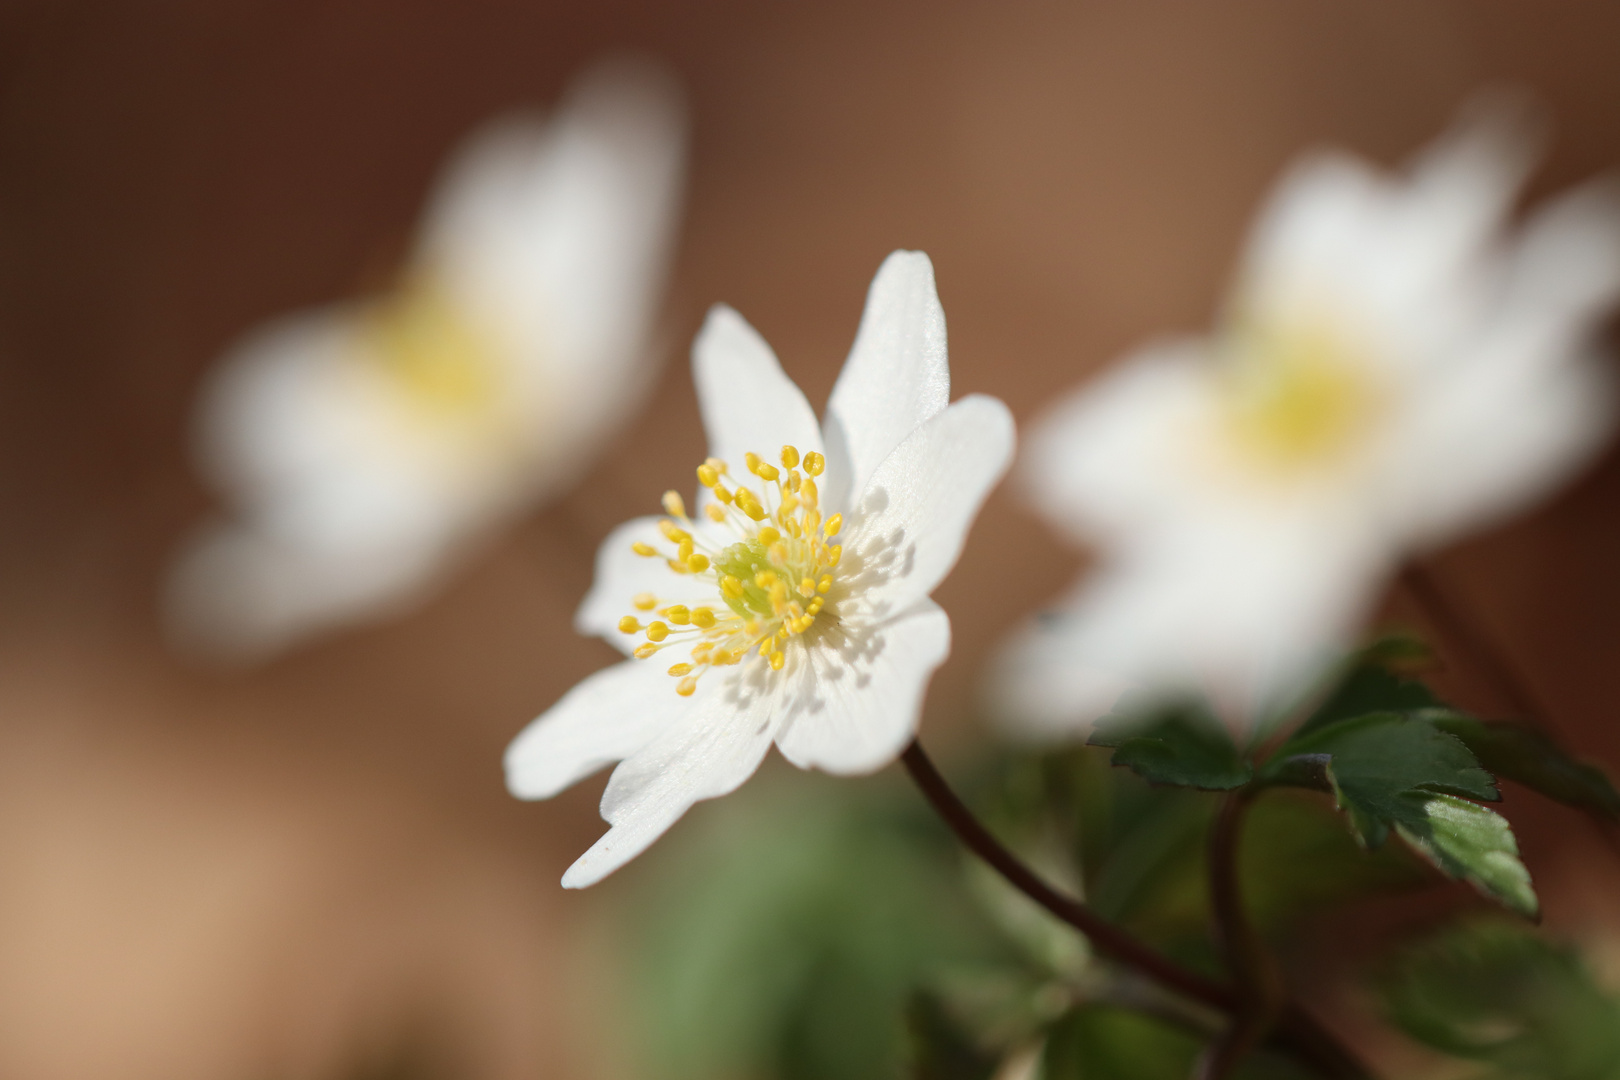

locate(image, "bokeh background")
(2, 2), (1620, 1077)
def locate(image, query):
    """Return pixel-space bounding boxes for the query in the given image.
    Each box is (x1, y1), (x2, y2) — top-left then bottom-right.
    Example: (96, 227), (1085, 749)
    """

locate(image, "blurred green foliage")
(1382, 920), (1620, 1080)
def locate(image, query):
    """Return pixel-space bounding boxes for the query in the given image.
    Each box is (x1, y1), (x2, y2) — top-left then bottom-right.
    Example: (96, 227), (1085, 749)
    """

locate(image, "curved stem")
(900, 740), (1372, 1079)
(1197, 789), (1280, 1080)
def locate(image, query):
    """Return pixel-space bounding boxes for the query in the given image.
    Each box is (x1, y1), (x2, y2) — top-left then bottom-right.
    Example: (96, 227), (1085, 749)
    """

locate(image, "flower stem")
(899, 740), (1371, 1080)
(1196, 789), (1280, 1080)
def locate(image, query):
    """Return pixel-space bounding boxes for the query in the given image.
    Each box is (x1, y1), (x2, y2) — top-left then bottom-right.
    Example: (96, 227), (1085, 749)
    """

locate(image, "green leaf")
(1395, 795), (1538, 919)
(1265, 711), (1498, 846)
(1262, 712), (1536, 915)
(1089, 699), (1252, 790)
(1295, 662), (1441, 736)
(1381, 920), (1620, 1079)
(1432, 715), (1620, 822)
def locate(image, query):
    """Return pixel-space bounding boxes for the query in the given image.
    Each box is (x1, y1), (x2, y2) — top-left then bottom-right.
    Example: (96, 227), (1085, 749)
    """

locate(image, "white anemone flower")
(165, 57), (687, 661)
(505, 252), (1015, 887)
(993, 106), (1620, 738)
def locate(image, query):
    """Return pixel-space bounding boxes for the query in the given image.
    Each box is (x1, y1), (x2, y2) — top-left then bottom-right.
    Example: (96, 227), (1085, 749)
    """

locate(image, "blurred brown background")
(2, 1), (1620, 1077)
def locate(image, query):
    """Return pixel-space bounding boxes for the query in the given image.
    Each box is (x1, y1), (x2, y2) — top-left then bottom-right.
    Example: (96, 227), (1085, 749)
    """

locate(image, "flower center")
(360, 273), (507, 421)
(1219, 307), (1381, 470)
(618, 445), (844, 696)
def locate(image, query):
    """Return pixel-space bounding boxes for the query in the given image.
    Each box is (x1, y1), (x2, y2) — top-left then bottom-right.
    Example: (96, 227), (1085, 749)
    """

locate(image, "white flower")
(164, 57), (687, 661)
(505, 251), (1015, 887)
(993, 106), (1620, 737)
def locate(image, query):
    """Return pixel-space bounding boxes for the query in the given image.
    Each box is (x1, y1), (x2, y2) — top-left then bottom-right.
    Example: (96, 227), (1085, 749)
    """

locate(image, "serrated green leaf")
(1381, 920), (1620, 1079)
(1260, 712), (1534, 913)
(1394, 795), (1538, 918)
(1265, 712), (1498, 847)
(1089, 701), (1252, 790)
(1432, 715), (1620, 822)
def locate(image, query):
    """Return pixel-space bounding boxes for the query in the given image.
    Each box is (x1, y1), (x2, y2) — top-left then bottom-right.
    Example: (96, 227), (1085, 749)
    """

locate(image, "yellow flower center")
(1219, 307), (1380, 470)
(360, 273), (507, 421)
(619, 445), (844, 696)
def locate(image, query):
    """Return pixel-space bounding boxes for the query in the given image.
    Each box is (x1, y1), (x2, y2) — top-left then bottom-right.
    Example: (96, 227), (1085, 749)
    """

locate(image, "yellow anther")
(646, 621), (669, 642)
(676, 676), (698, 697)
(664, 605), (691, 625)
(755, 569), (778, 588)
(801, 477), (819, 506)
(757, 526), (781, 546)
(634, 643), (659, 659)
(696, 463), (719, 487)
(714, 484), (734, 504)
(618, 616), (642, 634)
(705, 503), (727, 523)
(740, 498), (767, 522)
(770, 581), (788, 605)
(677, 538), (694, 563)
(804, 510), (821, 536)
(824, 513), (842, 537)
(633, 593), (657, 611)
(770, 650), (785, 671)
(756, 462), (780, 482)
(828, 545), (843, 567)
(632, 542), (658, 557)
(788, 472), (801, 492)
(667, 663), (693, 676)
(745, 619), (762, 636)
(706, 457), (729, 476)
(744, 452), (762, 473)
(759, 640), (772, 657)
(687, 553), (710, 572)
(692, 608), (717, 629)
(659, 520), (690, 544)
(803, 451), (824, 476)
(817, 574), (832, 594)
(799, 577), (817, 597)
(721, 576), (745, 598)
(781, 445), (799, 469)
(666, 559), (690, 574)
(807, 598), (823, 615)
(662, 490), (687, 519)
(770, 542), (789, 566)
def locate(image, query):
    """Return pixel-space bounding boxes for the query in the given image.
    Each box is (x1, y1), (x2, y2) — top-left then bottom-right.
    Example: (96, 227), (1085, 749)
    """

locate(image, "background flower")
(993, 103), (1620, 737)
(164, 55), (687, 662)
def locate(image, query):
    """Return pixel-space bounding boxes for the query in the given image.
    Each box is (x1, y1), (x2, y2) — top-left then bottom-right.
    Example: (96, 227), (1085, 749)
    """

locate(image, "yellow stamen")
(676, 676), (698, 696)
(634, 643), (659, 659)
(668, 663), (693, 676)
(662, 491), (686, 519)
(780, 445), (799, 469)
(803, 451), (824, 476)
(618, 617), (641, 634)
(646, 622), (669, 642)
(633, 593), (657, 611)
(665, 605), (691, 625)
(824, 513), (842, 537)
(687, 553), (710, 572)
(632, 542), (657, 557)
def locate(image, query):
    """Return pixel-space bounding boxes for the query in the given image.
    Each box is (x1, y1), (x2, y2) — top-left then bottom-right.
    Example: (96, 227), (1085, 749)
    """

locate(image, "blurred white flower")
(505, 252), (1015, 887)
(165, 57), (687, 661)
(993, 104), (1620, 738)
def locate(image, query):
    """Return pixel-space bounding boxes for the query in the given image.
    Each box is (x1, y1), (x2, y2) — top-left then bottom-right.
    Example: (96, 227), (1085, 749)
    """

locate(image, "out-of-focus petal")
(505, 659), (681, 800)
(820, 250), (951, 514)
(839, 395), (1015, 620)
(984, 608), (1135, 741)
(561, 669), (777, 888)
(775, 598), (950, 775)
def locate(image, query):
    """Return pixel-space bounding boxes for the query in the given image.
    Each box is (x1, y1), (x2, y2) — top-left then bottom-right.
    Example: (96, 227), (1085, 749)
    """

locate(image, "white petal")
(691, 305), (825, 475)
(838, 394), (1015, 619)
(821, 251), (950, 513)
(984, 610), (1135, 742)
(575, 516), (714, 654)
(416, 58), (686, 505)
(505, 658), (679, 800)
(561, 667), (777, 887)
(163, 520), (444, 663)
(1020, 339), (1212, 546)
(774, 598), (950, 775)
